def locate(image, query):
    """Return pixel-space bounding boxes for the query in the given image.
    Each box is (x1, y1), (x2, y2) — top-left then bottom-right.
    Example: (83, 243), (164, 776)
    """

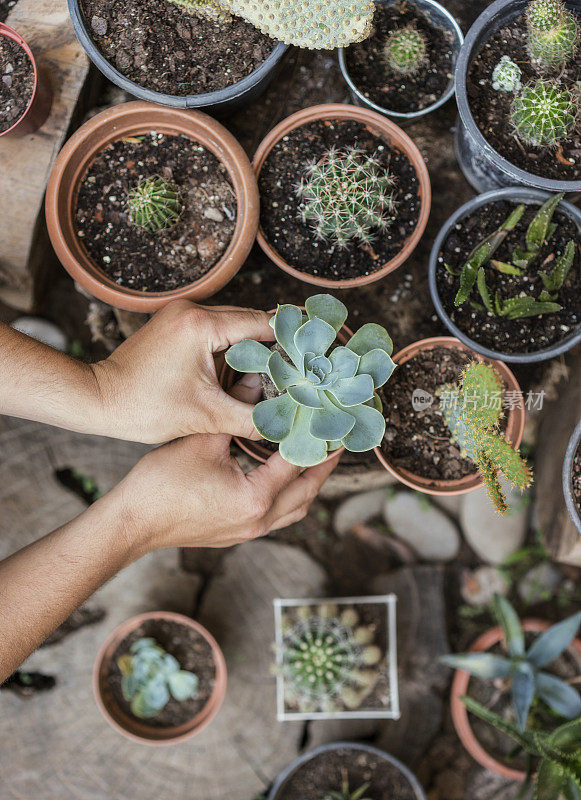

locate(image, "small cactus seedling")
(279, 604), (383, 714)
(441, 594), (581, 730)
(526, 0), (579, 69)
(296, 147), (397, 247)
(225, 294), (395, 467)
(384, 24), (427, 75)
(322, 774), (372, 800)
(117, 637), (199, 719)
(438, 362), (533, 513)
(127, 177), (182, 233)
(511, 81), (578, 148)
(492, 55), (523, 92)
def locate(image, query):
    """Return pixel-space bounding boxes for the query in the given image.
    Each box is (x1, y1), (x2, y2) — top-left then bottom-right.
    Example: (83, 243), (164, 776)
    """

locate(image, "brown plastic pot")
(46, 101), (259, 312)
(450, 620), (581, 781)
(373, 336), (525, 496)
(0, 23), (52, 137)
(93, 611), (227, 745)
(252, 104), (431, 289)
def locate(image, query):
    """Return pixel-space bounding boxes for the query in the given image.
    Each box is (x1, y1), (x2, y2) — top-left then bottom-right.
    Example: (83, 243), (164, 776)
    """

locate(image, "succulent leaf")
(340, 402), (386, 452)
(279, 406), (328, 467)
(439, 652), (512, 678)
(287, 384), (324, 409)
(540, 239), (576, 291)
(295, 318), (337, 359)
(329, 374), (375, 407)
(305, 294), (348, 332)
(329, 347), (360, 380)
(268, 351), (302, 391)
(526, 192), (564, 252)
(357, 348), (396, 388)
(536, 672), (581, 719)
(253, 393), (297, 442)
(527, 611), (581, 668)
(512, 662), (536, 730)
(494, 593), (526, 657)
(347, 323), (393, 357)
(225, 340), (271, 373)
(310, 395), (355, 441)
(168, 670), (199, 701)
(273, 304), (304, 367)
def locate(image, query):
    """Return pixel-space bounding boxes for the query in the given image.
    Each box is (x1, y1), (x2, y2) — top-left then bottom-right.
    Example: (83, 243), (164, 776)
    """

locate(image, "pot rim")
(373, 335), (525, 495)
(563, 419), (581, 535)
(450, 619), (581, 781)
(0, 22), (38, 137)
(45, 101), (259, 312)
(338, 0), (464, 120)
(92, 610), (227, 745)
(428, 186), (581, 363)
(252, 103), (431, 288)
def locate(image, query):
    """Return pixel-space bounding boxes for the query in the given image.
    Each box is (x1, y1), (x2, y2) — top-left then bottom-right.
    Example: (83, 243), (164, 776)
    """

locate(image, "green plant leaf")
(130, 637), (158, 653)
(527, 611), (581, 668)
(130, 689), (159, 719)
(491, 260), (524, 276)
(167, 670), (199, 702)
(477, 267), (495, 313)
(534, 758), (568, 800)
(305, 293), (348, 332)
(340, 403), (385, 452)
(539, 240), (576, 292)
(225, 340), (271, 373)
(461, 696), (540, 754)
(141, 674), (170, 712)
(501, 296), (562, 320)
(294, 318), (337, 358)
(357, 349), (396, 388)
(328, 346), (359, 379)
(526, 193), (564, 252)
(536, 672), (581, 719)
(273, 304), (303, 367)
(562, 780), (581, 800)
(439, 652), (512, 679)
(549, 716), (581, 750)
(161, 653), (180, 676)
(267, 351), (302, 391)
(512, 662), (536, 730)
(493, 594), (525, 657)
(121, 673), (138, 701)
(310, 394), (355, 441)
(287, 384), (324, 408)
(346, 323), (393, 357)
(329, 374), (375, 407)
(253, 394), (297, 442)
(279, 406), (328, 467)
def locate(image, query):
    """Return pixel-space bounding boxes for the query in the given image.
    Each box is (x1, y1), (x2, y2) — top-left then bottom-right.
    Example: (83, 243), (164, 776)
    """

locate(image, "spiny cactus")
(441, 595), (581, 730)
(384, 24), (427, 75)
(279, 603), (382, 714)
(166, 0), (375, 49)
(117, 637), (198, 719)
(511, 81), (578, 148)
(296, 147), (396, 248)
(526, 0), (579, 68)
(127, 177), (182, 233)
(225, 294), (395, 468)
(438, 362), (533, 513)
(492, 55), (523, 92)
(322, 775), (372, 800)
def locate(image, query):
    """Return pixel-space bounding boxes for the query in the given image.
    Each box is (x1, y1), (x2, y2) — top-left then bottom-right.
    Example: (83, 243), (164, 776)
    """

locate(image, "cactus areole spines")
(526, 0), (580, 68)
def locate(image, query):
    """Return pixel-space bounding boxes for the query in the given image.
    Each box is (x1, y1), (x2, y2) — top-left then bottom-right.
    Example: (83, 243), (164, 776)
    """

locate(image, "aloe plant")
(321, 776), (372, 800)
(225, 295), (395, 467)
(441, 594), (581, 731)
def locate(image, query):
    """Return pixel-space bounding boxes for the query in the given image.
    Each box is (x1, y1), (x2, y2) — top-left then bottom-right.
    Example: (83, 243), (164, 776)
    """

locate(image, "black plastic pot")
(428, 186), (581, 364)
(454, 0), (581, 194)
(68, 0), (288, 115)
(563, 420), (581, 536)
(338, 0), (463, 122)
(267, 742), (427, 800)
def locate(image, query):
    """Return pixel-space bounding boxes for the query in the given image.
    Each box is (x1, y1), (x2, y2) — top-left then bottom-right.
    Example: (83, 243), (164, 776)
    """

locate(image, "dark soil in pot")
(108, 618), (216, 728)
(0, 34), (34, 134)
(467, 14), (581, 182)
(344, 2), (455, 114)
(277, 747), (418, 800)
(258, 118), (420, 282)
(572, 443), (581, 516)
(435, 200), (581, 354)
(378, 346), (507, 482)
(75, 131), (237, 292)
(80, 0), (276, 96)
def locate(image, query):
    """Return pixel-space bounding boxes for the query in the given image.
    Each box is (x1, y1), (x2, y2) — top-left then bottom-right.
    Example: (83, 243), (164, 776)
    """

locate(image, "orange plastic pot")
(450, 620), (581, 780)
(0, 23), (52, 137)
(46, 101), (259, 312)
(93, 611), (227, 745)
(252, 104), (431, 289)
(373, 336), (525, 496)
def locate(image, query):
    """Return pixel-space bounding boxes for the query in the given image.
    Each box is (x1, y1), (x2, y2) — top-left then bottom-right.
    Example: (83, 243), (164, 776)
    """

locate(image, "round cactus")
(126, 177), (182, 233)
(511, 80), (577, 147)
(384, 24), (427, 75)
(492, 55), (523, 92)
(526, 0), (579, 68)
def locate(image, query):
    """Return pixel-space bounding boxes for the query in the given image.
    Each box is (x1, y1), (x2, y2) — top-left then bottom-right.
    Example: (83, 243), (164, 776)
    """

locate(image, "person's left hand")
(89, 300), (274, 444)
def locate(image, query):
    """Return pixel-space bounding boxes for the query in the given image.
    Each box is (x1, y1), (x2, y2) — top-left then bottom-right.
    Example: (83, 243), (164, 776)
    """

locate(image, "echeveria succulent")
(225, 295), (395, 467)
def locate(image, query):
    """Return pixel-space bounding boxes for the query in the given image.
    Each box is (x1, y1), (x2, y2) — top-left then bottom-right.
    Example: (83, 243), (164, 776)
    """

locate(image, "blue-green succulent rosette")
(225, 294), (395, 468)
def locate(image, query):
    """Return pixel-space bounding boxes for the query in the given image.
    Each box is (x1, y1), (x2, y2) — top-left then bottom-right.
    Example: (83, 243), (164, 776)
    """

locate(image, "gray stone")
(333, 488), (390, 536)
(518, 562), (562, 604)
(203, 207), (224, 222)
(383, 492), (461, 561)
(461, 478), (529, 564)
(460, 566), (509, 606)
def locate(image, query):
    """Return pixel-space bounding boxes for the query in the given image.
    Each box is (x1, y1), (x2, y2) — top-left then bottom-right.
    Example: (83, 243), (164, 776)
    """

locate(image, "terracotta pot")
(252, 104), (431, 289)
(450, 620), (581, 781)
(0, 23), (52, 137)
(219, 310), (353, 464)
(93, 611), (227, 745)
(45, 101), (259, 312)
(373, 336), (525, 496)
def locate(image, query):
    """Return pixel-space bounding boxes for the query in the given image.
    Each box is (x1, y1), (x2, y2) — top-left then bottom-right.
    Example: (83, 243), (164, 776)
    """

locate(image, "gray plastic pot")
(267, 742), (427, 800)
(454, 0), (581, 193)
(338, 0), (463, 121)
(68, 0), (288, 115)
(428, 186), (581, 364)
(563, 420), (581, 535)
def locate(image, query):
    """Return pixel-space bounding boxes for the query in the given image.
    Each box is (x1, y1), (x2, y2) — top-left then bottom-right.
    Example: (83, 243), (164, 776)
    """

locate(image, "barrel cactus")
(117, 637), (199, 719)
(296, 147), (397, 247)
(225, 295), (395, 467)
(127, 177), (182, 233)
(384, 24), (427, 75)
(526, 0), (579, 68)
(492, 55), (522, 92)
(511, 80), (577, 147)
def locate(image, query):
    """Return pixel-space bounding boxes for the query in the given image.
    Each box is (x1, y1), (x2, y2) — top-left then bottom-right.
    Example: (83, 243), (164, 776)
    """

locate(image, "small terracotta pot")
(450, 620), (581, 781)
(46, 101), (259, 312)
(373, 336), (525, 496)
(0, 23), (52, 137)
(93, 611), (227, 745)
(219, 309), (352, 464)
(252, 103), (431, 289)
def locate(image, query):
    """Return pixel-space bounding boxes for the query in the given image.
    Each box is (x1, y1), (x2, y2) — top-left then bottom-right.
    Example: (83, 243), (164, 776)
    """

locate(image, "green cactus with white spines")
(511, 80), (578, 147)
(438, 362), (533, 514)
(492, 55), (522, 92)
(165, 0), (375, 49)
(384, 24), (427, 75)
(526, 0), (579, 68)
(225, 295), (395, 468)
(279, 604), (382, 714)
(296, 147), (396, 248)
(127, 177), (182, 233)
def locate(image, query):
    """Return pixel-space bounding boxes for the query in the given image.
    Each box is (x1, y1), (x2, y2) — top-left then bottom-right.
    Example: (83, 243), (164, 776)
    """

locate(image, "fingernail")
(239, 373), (261, 388)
